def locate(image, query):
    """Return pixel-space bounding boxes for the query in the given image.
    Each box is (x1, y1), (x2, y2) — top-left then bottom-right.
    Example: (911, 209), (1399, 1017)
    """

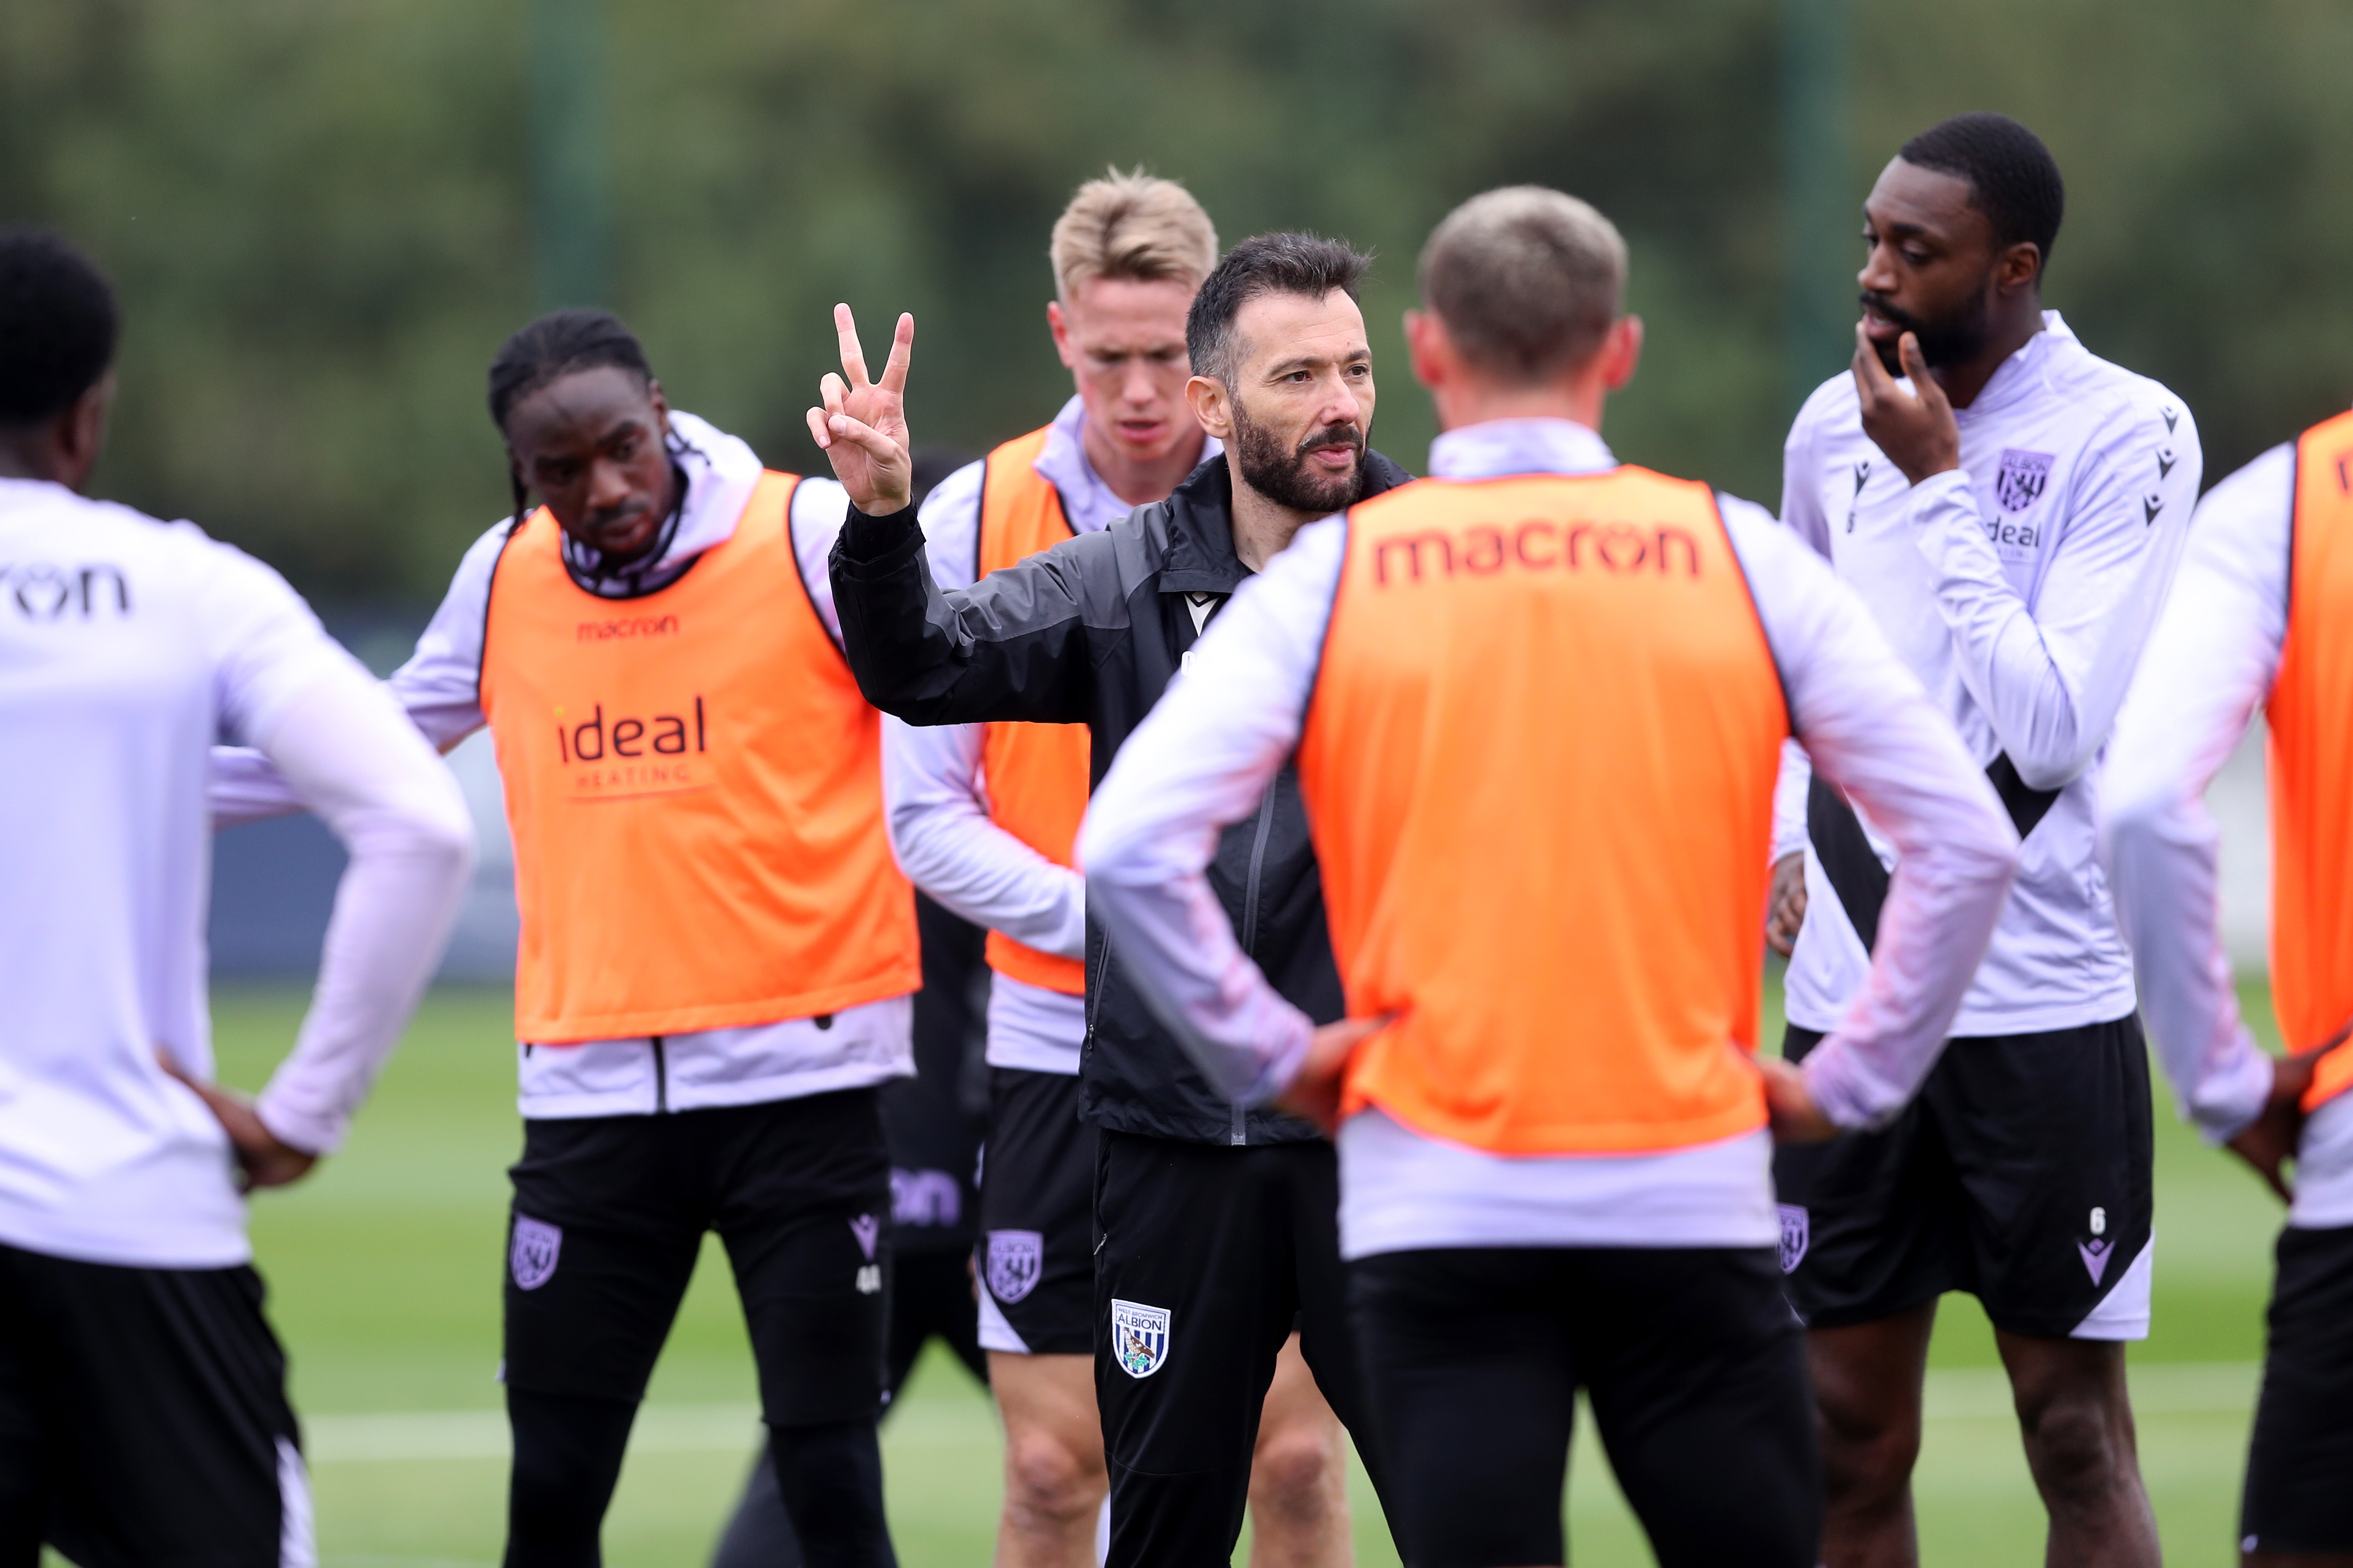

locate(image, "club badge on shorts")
(986, 1230), (1044, 1304)
(511, 1213), (562, 1291)
(1110, 1298), (1171, 1379)
(1776, 1203), (1809, 1275)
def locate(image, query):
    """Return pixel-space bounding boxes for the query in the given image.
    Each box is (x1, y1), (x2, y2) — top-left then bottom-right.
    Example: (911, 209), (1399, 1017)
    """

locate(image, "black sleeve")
(827, 502), (1098, 726)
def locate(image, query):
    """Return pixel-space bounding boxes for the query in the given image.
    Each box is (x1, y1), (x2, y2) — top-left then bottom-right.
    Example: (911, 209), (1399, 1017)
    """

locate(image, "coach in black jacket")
(814, 234), (1402, 1565)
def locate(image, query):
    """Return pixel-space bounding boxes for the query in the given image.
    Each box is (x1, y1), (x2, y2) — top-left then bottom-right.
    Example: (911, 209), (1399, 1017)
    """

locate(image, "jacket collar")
(1154, 447), (1414, 596)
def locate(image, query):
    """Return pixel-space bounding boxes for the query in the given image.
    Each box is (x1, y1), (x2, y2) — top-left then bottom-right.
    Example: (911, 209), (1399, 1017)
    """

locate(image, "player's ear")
(1404, 309), (1446, 391)
(1186, 374), (1233, 441)
(1600, 316), (1644, 392)
(1998, 242), (2044, 297)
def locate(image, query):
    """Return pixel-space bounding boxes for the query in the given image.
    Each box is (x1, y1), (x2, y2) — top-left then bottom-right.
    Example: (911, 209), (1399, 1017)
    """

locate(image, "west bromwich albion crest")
(1776, 1203), (1809, 1275)
(986, 1230), (1044, 1304)
(1110, 1298), (1171, 1379)
(511, 1213), (563, 1291)
(1995, 448), (2055, 513)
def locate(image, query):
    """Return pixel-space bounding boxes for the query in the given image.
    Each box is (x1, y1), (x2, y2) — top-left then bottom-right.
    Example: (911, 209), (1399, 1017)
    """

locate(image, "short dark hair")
(1899, 112), (2066, 274)
(1185, 232), (1371, 387)
(486, 308), (654, 433)
(0, 229), (119, 426)
(1420, 187), (1627, 384)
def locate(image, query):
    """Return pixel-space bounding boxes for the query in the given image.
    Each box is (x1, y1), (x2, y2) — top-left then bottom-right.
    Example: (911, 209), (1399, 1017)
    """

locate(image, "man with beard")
(870, 175), (1356, 1568)
(1768, 112), (2202, 1567)
(813, 231), (1403, 1566)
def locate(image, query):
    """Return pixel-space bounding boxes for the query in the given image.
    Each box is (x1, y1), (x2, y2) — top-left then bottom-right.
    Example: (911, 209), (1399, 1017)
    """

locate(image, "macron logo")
(576, 614), (679, 642)
(2, 562), (130, 620)
(1372, 521), (1703, 587)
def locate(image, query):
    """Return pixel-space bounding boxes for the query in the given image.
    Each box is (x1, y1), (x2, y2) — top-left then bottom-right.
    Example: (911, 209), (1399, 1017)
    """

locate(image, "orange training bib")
(1297, 467), (1789, 1155)
(975, 427), (1091, 997)
(479, 472), (918, 1042)
(2267, 410), (2353, 1111)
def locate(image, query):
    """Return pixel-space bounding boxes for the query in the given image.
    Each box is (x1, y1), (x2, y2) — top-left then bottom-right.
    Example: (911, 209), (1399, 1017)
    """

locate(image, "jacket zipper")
(1083, 938), (1114, 1043)
(651, 1035), (669, 1114)
(1233, 783), (1280, 1146)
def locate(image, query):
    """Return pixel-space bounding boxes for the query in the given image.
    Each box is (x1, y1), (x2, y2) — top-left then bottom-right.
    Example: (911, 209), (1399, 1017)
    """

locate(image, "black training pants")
(1350, 1245), (1819, 1568)
(501, 1091), (895, 1568)
(708, 1248), (990, 1568)
(1092, 1130), (1389, 1567)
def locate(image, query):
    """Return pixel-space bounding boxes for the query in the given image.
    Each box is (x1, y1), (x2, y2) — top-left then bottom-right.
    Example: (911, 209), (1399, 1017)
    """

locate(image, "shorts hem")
(1792, 1287), (1949, 1332)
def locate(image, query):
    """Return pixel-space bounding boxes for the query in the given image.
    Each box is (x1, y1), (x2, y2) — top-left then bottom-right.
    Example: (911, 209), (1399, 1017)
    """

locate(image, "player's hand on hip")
(1852, 322), (1961, 486)
(1275, 1015), (1391, 1137)
(805, 303), (916, 514)
(1756, 1052), (1837, 1144)
(1765, 850), (1808, 958)
(157, 1050), (319, 1192)
(2227, 1045), (2326, 1205)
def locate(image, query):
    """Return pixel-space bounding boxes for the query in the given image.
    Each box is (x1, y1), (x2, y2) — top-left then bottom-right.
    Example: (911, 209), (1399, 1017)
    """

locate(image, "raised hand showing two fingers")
(806, 304), (916, 514)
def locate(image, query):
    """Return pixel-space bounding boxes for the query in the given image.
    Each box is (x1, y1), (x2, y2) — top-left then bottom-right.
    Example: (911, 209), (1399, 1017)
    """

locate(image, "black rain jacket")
(829, 452), (1414, 1145)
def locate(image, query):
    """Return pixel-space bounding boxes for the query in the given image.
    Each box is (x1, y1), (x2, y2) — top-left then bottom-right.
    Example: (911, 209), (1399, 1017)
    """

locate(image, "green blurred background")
(5, 0), (2351, 608)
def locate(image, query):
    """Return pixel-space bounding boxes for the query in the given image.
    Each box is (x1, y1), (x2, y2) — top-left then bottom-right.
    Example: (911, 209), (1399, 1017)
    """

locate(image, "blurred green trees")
(3, 0), (2348, 602)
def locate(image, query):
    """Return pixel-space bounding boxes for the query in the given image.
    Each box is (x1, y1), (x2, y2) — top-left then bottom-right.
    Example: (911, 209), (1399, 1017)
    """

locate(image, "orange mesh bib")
(1297, 468), (1789, 1154)
(479, 472), (918, 1042)
(975, 427), (1091, 996)
(2267, 410), (2353, 1110)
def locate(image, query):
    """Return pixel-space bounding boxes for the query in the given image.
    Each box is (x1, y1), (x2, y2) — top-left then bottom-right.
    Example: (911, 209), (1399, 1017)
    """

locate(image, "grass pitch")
(169, 981), (2286, 1566)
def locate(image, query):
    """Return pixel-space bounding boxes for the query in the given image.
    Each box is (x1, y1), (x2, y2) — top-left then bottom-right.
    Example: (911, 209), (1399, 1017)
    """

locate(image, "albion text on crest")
(1110, 1298), (1172, 1379)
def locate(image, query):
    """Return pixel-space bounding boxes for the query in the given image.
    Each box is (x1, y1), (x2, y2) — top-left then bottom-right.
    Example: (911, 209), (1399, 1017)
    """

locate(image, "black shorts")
(0, 1241), (308, 1568)
(504, 1087), (892, 1427)
(2241, 1222), (2353, 1553)
(975, 1067), (1094, 1356)
(1774, 1014), (2154, 1339)
(1349, 1245), (1817, 1568)
(1093, 1130), (1384, 1568)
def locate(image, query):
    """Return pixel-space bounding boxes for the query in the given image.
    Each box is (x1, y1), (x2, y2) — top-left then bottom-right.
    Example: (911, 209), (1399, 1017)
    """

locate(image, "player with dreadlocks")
(212, 309), (916, 1568)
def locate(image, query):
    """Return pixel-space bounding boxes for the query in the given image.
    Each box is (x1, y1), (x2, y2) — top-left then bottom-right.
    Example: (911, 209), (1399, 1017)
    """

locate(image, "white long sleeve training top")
(209, 413), (912, 1119)
(1077, 418), (2018, 1260)
(2, 478), (473, 1268)
(1776, 312), (2203, 1038)
(2099, 439), (2353, 1229)
(883, 395), (1218, 1073)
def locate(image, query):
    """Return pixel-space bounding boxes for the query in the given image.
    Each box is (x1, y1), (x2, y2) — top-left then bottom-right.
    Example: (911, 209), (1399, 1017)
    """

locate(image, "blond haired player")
(884, 171), (1355, 1566)
(1078, 187), (2019, 1568)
